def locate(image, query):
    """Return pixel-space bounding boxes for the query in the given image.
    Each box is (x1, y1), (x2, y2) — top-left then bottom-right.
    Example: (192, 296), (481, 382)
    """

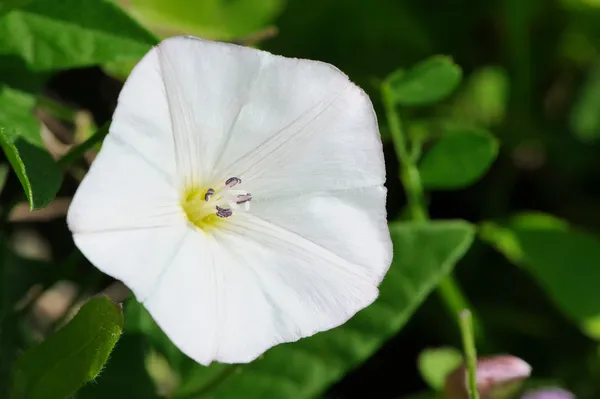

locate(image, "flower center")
(181, 176), (252, 231)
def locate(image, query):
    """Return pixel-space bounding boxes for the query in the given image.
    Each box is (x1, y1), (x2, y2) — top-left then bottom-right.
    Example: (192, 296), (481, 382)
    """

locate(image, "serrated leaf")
(10, 296), (124, 399)
(128, 221), (474, 399)
(480, 212), (600, 340)
(387, 56), (462, 106)
(419, 128), (499, 190)
(0, 129), (62, 210)
(418, 347), (463, 391)
(0, 0), (157, 71)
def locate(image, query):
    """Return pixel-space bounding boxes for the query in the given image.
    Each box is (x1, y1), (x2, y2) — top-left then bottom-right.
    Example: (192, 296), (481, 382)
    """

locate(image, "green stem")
(459, 310), (480, 399)
(381, 80), (474, 324)
(382, 83), (427, 222)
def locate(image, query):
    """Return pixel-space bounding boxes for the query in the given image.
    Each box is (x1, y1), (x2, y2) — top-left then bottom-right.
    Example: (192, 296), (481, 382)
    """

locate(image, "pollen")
(181, 177), (252, 231)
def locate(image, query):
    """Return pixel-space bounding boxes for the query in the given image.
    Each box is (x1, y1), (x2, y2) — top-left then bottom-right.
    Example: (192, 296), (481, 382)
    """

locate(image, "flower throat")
(181, 177), (252, 230)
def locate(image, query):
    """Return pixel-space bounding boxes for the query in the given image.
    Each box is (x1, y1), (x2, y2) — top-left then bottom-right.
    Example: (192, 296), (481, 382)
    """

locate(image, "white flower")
(67, 36), (392, 365)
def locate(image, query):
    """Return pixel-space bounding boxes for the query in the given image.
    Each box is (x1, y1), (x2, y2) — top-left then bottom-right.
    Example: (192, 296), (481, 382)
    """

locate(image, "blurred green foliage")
(1, 0), (600, 398)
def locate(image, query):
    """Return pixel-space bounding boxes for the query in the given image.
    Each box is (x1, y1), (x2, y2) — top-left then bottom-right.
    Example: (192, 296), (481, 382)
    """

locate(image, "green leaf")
(419, 128), (499, 190)
(0, 129), (62, 210)
(0, 0), (157, 71)
(10, 296), (124, 399)
(480, 212), (600, 340)
(164, 220), (475, 398)
(387, 56), (463, 106)
(126, 0), (284, 41)
(570, 61), (600, 143)
(418, 347), (463, 391)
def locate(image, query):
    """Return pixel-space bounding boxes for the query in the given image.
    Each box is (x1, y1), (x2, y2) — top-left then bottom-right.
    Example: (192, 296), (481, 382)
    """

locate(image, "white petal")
(108, 45), (177, 183)
(150, 36), (384, 195)
(67, 136), (184, 233)
(144, 213), (381, 365)
(250, 186), (392, 284)
(67, 134), (188, 301)
(155, 37), (264, 186)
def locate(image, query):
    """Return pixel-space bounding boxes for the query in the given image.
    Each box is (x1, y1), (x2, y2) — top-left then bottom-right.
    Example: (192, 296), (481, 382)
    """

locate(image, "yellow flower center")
(180, 177), (251, 231)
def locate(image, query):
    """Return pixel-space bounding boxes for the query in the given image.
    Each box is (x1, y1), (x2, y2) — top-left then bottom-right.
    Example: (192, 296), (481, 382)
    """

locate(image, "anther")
(204, 188), (215, 202)
(225, 177), (242, 187)
(216, 206), (233, 218)
(236, 193), (252, 204)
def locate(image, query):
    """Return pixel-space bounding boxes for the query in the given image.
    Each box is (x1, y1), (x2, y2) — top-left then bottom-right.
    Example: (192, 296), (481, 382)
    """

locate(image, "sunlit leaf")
(127, 221), (474, 398)
(480, 212), (600, 340)
(124, 0), (284, 41)
(0, 0), (157, 70)
(10, 297), (123, 399)
(418, 347), (463, 391)
(387, 56), (462, 106)
(419, 128), (499, 190)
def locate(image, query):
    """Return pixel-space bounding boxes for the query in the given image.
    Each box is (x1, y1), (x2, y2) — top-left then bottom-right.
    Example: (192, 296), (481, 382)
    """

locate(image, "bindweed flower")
(67, 36), (392, 365)
(520, 389), (575, 399)
(445, 355), (532, 399)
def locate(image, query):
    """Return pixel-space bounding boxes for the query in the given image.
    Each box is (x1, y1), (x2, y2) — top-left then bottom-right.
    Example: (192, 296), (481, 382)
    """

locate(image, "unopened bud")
(521, 388), (575, 399)
(444, 355), (532, 399)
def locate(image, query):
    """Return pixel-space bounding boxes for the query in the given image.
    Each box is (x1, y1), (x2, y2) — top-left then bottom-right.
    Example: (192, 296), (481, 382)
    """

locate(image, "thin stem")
(381, 79), (477, 329)
(459, 310), (480, 399)
(382, 82), (427, 222)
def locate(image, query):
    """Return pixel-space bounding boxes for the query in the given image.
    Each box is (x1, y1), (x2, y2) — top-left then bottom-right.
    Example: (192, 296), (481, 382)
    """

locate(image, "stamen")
(236, 193), (252, 204)
(225, 177), (242, 187)
(204, 188), (215, 202)
(216, 206), (233, 218)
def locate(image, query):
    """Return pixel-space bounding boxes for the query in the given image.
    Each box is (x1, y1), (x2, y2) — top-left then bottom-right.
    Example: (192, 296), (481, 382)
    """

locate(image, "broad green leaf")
(418, 347), (463, 391)
(10, 296), (124, 399)
(480, 212), (600, 339)
(76, 334), (160, 399)
(0, 0), (157, 71)
(125, 0), (284, 41)
(570, 61), (600, 142)
(387, 56), (462, 106)
(419, 128), (499, 190)
(0, 129), (62, 210)
(126, 221), (474, 398)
